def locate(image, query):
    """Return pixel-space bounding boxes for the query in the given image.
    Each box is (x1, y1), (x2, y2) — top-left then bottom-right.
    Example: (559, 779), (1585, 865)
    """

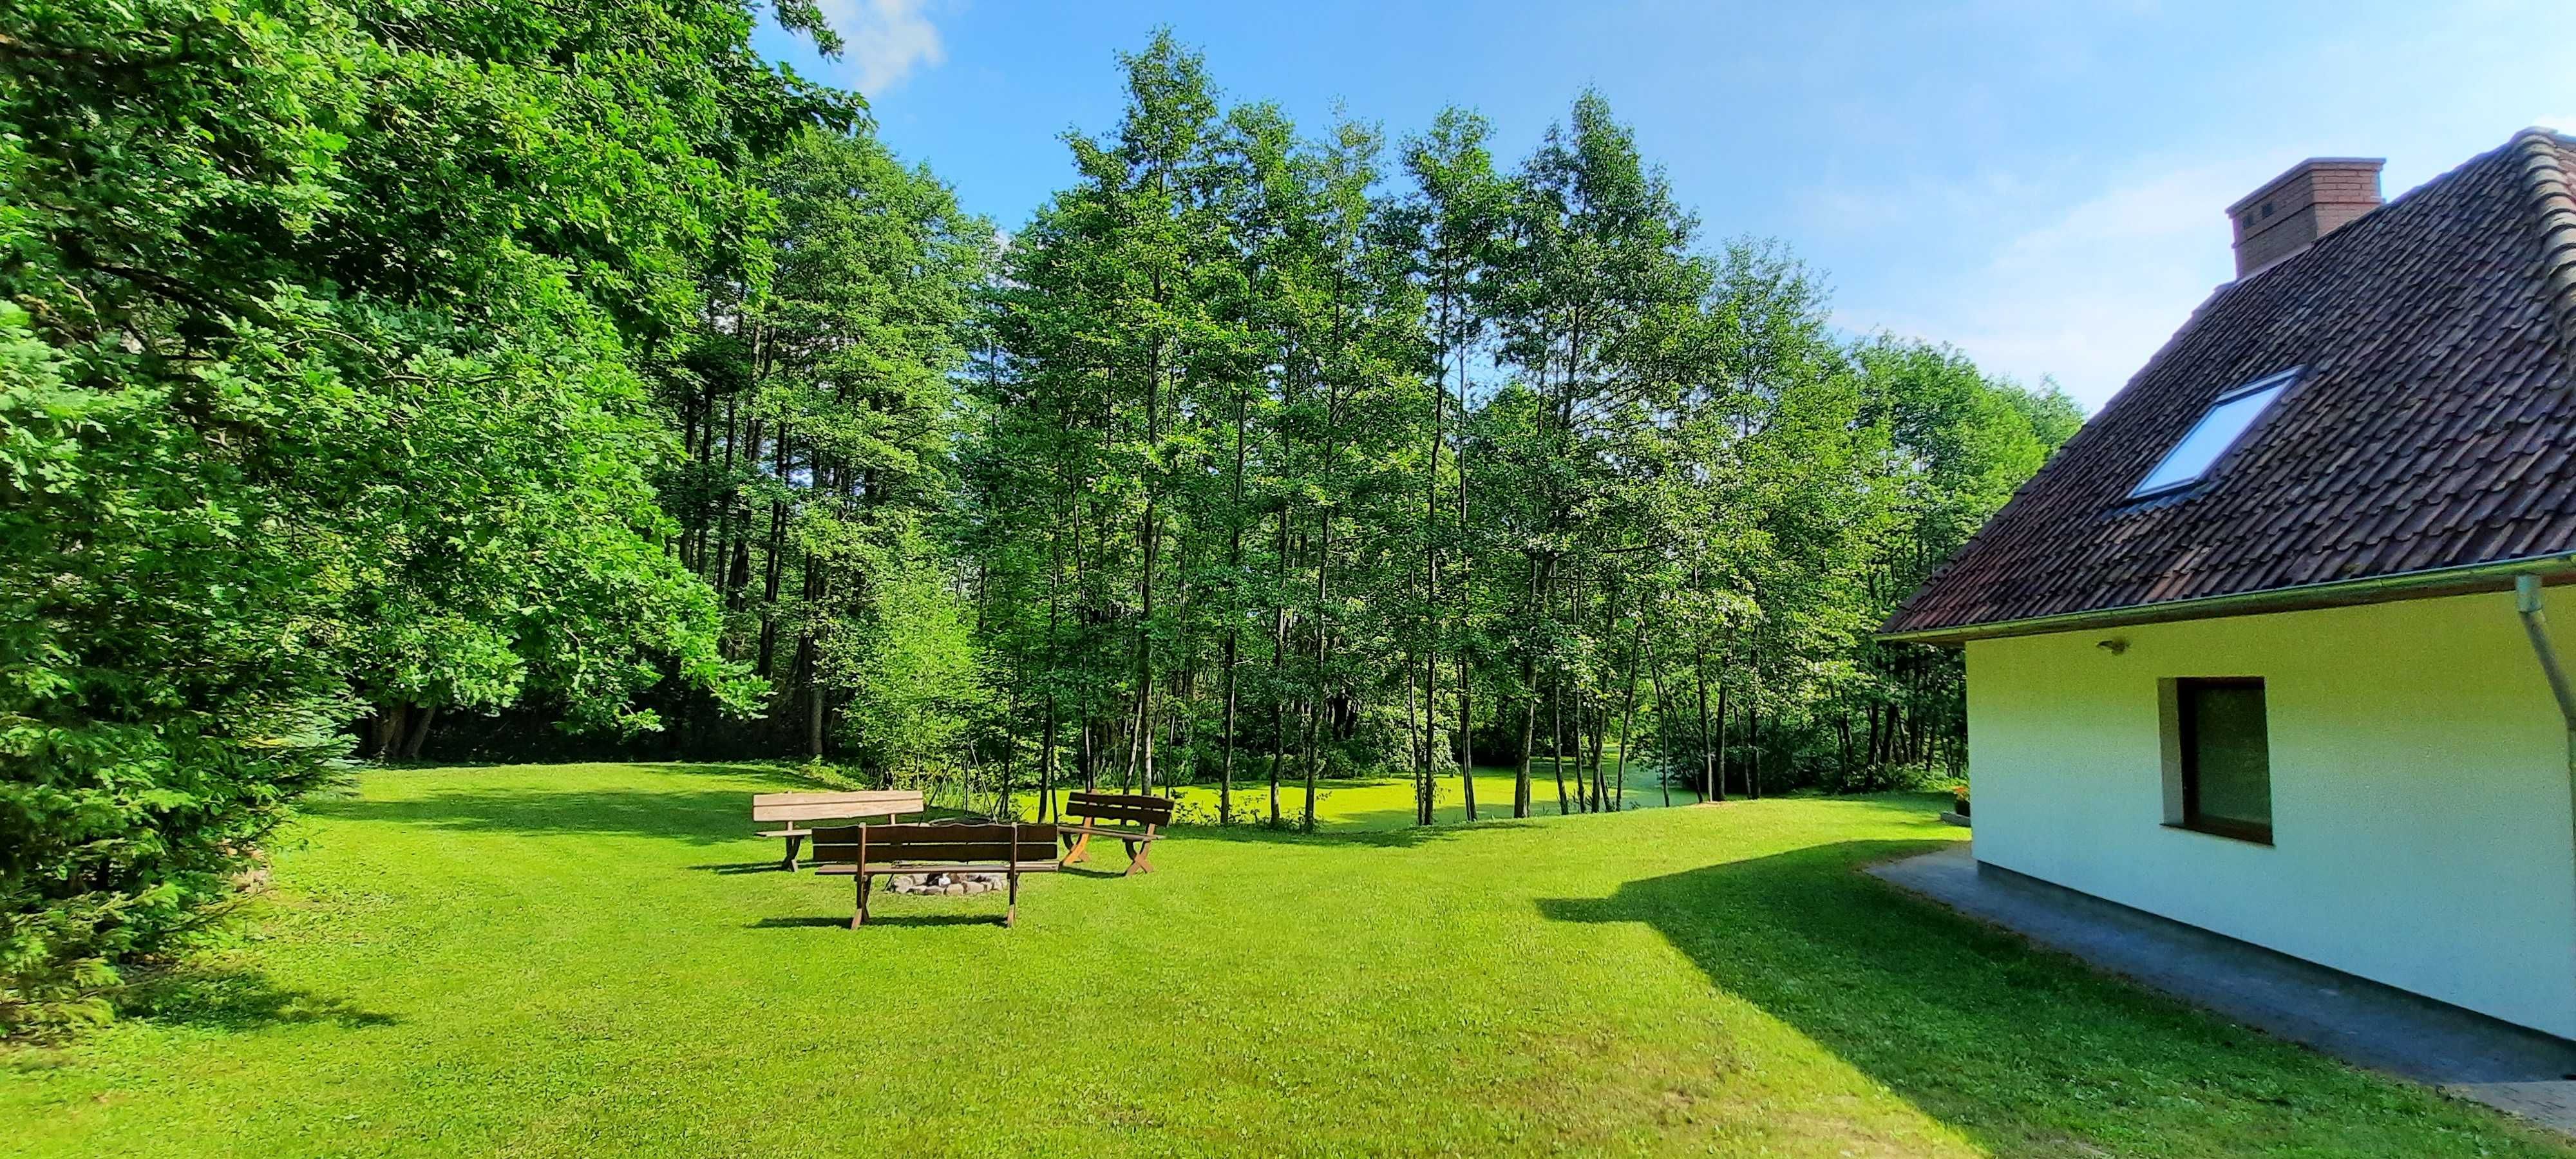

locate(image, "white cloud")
(821, 0), (945, 95)
(2537, 114), (2576, 133)
(1834, 157), (2275, 411)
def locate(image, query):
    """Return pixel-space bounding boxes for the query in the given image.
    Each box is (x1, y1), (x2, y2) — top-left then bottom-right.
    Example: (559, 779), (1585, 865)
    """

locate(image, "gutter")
(1880, 549), (2576, 646)
(2514, 574), (2576, 1011)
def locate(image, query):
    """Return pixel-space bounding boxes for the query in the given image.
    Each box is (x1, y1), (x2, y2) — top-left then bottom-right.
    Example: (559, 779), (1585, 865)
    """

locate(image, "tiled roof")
(1883, 128), (2576, 642)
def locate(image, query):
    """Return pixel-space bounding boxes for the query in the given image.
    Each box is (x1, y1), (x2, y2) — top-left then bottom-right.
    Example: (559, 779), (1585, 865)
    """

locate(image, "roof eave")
(1877, 549), (2576, 646)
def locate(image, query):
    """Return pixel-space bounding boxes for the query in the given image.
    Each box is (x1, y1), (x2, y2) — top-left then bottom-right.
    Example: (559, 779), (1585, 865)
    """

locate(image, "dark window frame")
(2172, 676), (2273, 845)
(2120, 366), (2304, 505)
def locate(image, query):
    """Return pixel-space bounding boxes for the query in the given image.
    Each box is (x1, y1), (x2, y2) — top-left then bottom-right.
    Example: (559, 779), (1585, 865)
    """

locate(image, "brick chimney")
(2226, 157), (2384, 276)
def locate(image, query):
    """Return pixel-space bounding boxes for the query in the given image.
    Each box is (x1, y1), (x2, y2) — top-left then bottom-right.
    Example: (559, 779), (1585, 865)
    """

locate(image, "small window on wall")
(2166, 678), (2273, 844)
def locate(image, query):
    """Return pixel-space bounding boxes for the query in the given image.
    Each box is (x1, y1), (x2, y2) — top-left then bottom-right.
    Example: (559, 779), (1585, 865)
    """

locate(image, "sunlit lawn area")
(4, 762), (2565, 1157)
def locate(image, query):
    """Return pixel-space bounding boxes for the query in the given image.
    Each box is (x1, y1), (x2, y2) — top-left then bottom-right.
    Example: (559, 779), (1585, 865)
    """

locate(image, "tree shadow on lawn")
(752, 912), (1007, 930)
(115, 965), (399, 1033)
(1537, 840), (2546, 1157)
(308, 786), (759, 846)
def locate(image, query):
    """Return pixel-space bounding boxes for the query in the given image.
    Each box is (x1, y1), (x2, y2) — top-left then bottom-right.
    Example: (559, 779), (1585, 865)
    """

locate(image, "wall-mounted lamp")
(2096, 637), (2129, 655)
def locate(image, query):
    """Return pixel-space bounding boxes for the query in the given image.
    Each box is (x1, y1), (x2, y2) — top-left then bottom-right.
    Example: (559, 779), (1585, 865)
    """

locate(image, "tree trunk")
(1457, 652), (1478, 822)
(1645, 626), (1678, 807)
(1514, 558), (1538, 819)
(1450, 267), (1479, 824)
(1692, 636), (1719, 803)
(1746, 685), (1762, 800)
(1267, 504), (1291, 827)
(1613, 600), (1642, 811)
(808, 683), (826, 759)
(1305, 501), (1330, 833)
(399, 703), (437, 761)
(1218, 382), (1249, 825)
(366, 704), (410, 760)
(1403, 670), (1428, 825)
(1421, 321), (1442, 827)
(1549, 662), (1569, 816)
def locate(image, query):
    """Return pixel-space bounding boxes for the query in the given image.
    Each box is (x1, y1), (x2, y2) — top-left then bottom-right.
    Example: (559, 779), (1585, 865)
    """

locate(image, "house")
(1881, 127), (2576, 1041)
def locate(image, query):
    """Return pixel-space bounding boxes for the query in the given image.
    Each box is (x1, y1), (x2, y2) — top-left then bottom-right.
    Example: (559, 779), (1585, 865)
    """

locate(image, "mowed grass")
(4, 764), (2566, 1157)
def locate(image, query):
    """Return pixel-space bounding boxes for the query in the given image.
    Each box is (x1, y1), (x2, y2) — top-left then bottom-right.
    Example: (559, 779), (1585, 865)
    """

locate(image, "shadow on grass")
(750, 913), (1003, 930)
(855, 914), (1013, 928)
(690, 862), (785, 874)
(1537, 840), (2549, 1158)
(309, 787), (756, 845)
(118, 967), (397, 1033)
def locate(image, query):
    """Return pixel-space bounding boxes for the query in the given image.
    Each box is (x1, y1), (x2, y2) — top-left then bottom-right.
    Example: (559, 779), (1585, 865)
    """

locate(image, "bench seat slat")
(1062, 792), (1175, 827)
(816, 862), (1058, 876)
(813, 846), (1056, 863)
(751, 789), (923, 807)
(753, 802), (920, 824)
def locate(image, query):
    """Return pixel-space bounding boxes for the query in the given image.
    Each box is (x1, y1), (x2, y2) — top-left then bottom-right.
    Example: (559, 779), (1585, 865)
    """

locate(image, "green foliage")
(949, 35), (2083, 835)
(0, 303), (341, 1033)
(831, 559), (989, 775)
(659, 122), (990, 762)
(0, 0), (838, 1032)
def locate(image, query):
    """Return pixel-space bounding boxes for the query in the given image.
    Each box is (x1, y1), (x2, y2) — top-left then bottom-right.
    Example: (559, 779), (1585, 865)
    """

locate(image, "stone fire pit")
(886, 868), (1005, 896)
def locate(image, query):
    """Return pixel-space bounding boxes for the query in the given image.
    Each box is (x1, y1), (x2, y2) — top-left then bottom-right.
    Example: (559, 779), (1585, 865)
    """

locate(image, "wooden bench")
(808, 822), (1059, 928)
(1058, 791), (1174, 875)
(752, 790), (923, 871)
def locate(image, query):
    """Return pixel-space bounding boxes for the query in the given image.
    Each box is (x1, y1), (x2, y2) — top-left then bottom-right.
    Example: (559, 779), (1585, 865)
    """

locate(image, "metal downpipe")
(2513, 574), (2576, 1010)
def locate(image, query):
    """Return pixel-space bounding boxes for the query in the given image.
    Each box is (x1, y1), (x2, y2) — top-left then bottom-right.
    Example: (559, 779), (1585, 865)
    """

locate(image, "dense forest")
(1, 6), (2070, 1031)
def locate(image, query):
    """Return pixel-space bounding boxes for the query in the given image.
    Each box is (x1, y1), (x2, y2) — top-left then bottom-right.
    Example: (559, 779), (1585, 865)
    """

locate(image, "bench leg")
(1061, 831), (1092, 867)
(1005, 871), (1019, 928)
(853, 874), (873, 929)
(1122, 825), (1157, 875)
(782, 833), (804, 872)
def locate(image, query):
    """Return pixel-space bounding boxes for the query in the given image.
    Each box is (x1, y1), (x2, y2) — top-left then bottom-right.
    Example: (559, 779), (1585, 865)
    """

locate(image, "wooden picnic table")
(751, 790), (923, 870)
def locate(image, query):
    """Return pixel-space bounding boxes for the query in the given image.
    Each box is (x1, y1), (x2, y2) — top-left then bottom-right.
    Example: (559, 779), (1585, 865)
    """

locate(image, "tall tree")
(0, 0), (841, 1031)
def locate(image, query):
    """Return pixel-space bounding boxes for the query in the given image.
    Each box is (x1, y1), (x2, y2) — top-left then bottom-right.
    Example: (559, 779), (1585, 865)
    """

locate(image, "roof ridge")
(2514, 126), (2576, 350)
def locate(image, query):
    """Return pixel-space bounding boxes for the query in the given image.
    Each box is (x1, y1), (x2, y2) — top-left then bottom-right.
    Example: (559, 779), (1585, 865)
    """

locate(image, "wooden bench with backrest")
(751, 790), (924, 871)
(1057, 791), (1174, 875)
(806, 821), (1059, 928)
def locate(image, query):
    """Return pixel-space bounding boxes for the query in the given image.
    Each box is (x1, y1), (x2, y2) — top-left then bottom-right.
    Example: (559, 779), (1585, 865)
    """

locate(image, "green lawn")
(3, 763), (2564, 1157)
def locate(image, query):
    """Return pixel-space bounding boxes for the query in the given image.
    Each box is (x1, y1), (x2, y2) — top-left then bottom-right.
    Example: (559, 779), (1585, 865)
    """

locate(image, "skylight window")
(2126, 369), (2298, 499)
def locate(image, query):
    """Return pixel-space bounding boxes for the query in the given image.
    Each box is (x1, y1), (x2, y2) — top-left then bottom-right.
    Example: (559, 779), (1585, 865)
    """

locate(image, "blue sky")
(757, 1), (2573, 411)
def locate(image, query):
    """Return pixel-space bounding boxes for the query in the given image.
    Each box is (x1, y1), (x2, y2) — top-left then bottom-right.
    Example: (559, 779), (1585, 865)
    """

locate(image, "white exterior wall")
(1965, 586), (2576, 1039)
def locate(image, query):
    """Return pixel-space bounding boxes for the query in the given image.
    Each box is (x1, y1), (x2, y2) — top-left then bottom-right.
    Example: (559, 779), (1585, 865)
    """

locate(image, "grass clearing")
(3, 762), (2564, 1156)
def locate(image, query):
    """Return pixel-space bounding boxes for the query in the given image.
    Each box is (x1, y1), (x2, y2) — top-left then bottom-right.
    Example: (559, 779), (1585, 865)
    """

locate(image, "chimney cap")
(2226, 157), (2385, 216)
